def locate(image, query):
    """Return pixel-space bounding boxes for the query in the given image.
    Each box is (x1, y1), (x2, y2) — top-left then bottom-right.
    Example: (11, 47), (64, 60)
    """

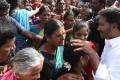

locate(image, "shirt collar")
(105, 36), (120, 47)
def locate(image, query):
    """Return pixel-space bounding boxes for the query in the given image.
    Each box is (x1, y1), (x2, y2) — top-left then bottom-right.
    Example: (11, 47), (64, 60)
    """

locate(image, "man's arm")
(71, 39), (100, 72)
(10, 16), (43, 41)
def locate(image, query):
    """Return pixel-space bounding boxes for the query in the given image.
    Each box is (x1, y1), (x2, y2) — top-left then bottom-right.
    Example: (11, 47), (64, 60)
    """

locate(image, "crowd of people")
(0, 0), (120, 80)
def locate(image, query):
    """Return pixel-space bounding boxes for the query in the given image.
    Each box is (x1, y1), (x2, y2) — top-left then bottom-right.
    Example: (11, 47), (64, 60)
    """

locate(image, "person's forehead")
(53, 27), (65, 34)
(59, 0), (65, 3)
(99, 16), (108, 23)
(66, 16), (74, 19)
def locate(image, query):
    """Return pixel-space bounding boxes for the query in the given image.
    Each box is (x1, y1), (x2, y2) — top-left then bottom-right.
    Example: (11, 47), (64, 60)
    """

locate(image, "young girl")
(72, 21), (95, 80)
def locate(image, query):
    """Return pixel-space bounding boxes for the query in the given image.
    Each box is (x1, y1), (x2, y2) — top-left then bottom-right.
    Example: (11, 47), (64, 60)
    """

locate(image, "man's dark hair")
(0, 17), (17, 47)
(98, 7), (120, 31)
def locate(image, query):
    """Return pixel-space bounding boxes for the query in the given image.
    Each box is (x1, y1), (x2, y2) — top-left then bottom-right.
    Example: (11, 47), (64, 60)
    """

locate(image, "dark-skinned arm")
(71, 39), (100, 73)
(10, 16), (43, 41)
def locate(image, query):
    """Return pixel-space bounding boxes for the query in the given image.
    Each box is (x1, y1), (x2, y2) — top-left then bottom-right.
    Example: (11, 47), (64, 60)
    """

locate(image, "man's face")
(0, 37), (16, 60)
(91, 0), (101, 11)
(97, 16), (113, 39)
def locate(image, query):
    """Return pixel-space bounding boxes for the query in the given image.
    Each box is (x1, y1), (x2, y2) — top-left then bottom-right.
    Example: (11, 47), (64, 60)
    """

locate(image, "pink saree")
(1, 69), (16, 80)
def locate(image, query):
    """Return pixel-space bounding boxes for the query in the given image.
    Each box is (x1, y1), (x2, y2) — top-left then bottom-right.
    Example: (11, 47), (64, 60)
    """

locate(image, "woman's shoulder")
(1, 69), (16, 80)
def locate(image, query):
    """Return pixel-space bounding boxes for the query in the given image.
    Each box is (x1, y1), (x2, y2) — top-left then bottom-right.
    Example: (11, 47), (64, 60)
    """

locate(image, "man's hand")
(71, 39), (95, 55)
(70, 39), (100, 72)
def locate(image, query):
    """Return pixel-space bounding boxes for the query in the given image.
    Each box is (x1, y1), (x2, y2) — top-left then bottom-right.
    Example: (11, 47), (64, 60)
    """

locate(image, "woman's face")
(64, 15), (75, 29)
(40, 11), (51, 23)
(74, 27), (89, 40)
(17, 64), (43, 80)
(47, 26), (66, 47)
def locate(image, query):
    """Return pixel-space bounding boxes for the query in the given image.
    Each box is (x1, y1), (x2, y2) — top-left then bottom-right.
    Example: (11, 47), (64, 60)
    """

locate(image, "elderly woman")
(2, 48), (44, 80)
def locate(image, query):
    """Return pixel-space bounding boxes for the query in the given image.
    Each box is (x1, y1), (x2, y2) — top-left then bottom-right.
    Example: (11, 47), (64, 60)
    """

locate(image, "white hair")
(12, 48), (44, 75)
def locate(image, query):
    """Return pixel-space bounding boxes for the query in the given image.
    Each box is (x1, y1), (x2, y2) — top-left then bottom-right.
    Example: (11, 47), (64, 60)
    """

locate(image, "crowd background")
(0, 0), (120, 80)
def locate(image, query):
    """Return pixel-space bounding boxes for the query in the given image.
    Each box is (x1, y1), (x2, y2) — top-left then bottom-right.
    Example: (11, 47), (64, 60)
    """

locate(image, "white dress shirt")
(95, 37), (120, 80)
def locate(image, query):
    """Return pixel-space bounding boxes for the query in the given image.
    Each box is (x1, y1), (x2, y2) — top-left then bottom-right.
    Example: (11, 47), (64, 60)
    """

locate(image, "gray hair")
(12, 48), (44, 75)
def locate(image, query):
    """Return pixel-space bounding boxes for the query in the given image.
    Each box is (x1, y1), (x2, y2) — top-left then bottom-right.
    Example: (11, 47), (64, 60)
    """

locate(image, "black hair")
(72, 8), (80, 17)
(63, 42), (87, 66)
(98, 7), (120, 31)
(0, 0), (10, 14)
(57, 0), (65, 5)
(99, 0), (106, 5)
(73, 20), (89, 35)
(39, 19), (64, 46)
(38, 5), (51, 15)
(7, 0), (21, 14)
(0, 17), (17, 47)
(64, 9), (75, 20)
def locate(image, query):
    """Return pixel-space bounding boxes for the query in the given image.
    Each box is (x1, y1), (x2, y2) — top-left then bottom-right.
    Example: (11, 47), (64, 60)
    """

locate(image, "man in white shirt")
(71, 7), (120, 80)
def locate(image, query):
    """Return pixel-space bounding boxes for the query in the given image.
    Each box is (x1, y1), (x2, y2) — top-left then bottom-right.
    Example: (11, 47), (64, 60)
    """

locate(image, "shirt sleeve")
(94, 63), (109, 80)
(9, 16), (24, 34)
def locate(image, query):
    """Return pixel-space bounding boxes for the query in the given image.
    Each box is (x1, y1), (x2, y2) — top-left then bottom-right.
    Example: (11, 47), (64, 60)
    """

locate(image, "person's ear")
(80, 56), (84, 66)
(111, 23), (118, 30)
(45, 34), (50, 42)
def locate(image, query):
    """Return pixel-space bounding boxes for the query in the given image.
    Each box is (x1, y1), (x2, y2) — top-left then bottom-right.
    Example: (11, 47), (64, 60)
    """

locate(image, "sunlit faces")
(16, 64), (43, 80)
(48, 26), (66, 46)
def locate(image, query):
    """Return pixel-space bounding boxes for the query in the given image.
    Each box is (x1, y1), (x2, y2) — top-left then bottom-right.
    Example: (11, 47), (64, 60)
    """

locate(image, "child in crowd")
(72, 21), (95, 80)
